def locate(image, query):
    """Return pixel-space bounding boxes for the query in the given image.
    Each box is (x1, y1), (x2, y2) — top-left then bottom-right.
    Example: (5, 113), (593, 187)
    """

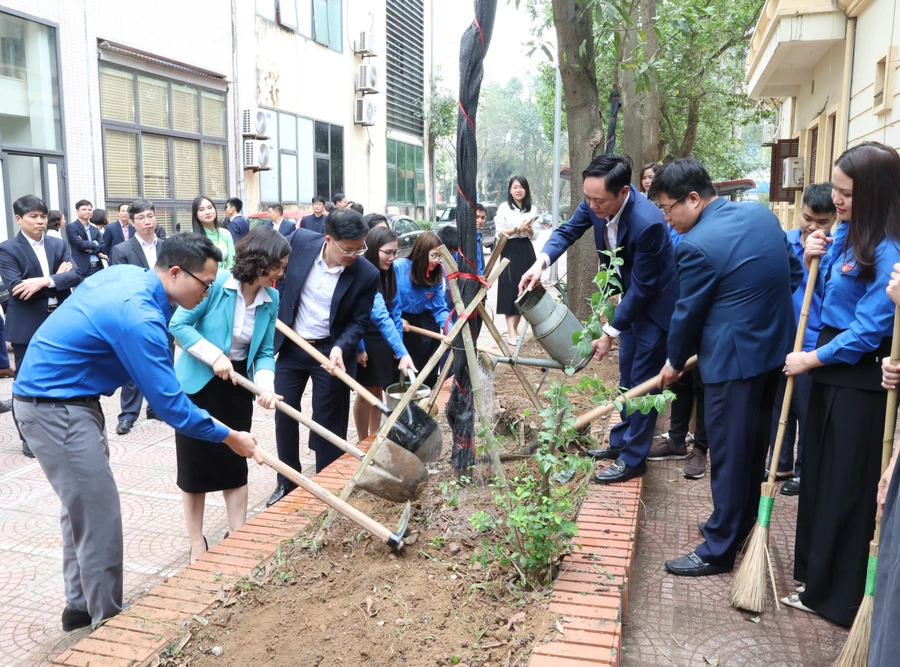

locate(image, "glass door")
(1, 153), (68, 242)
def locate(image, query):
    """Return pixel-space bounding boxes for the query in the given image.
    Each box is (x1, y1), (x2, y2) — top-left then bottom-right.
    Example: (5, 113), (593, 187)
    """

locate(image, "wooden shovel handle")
(405, 323), (446, 341)
(256, 448), (395, 544)
(276, 320), (383, 408)
(230, 372), (364, 460)
(573, 356), (698, 430)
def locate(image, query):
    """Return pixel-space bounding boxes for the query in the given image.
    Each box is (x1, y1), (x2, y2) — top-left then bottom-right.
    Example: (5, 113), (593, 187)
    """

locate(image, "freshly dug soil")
(178, 457), (585, 667)
(171, 335), (617, 667)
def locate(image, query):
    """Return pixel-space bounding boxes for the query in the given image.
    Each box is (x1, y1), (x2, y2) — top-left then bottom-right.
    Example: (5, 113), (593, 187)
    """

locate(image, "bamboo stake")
(476, 302), (544, 411)
(440, 245), (505, 484)
(319, 258), (510, 532)
(729, 257), (820, 614)
(424, 350), (454, 415)
(834, 305), (900, 666)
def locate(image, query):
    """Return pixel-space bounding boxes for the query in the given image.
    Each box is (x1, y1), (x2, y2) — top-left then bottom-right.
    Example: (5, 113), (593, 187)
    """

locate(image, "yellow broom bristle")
(728, 522), (769, 613)
(833, 594), (873, 667)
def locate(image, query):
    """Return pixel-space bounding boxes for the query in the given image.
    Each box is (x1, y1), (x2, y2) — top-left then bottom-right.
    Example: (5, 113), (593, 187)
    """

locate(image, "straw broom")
(833, 305), (900, 666)
(729, 257), (820, 613)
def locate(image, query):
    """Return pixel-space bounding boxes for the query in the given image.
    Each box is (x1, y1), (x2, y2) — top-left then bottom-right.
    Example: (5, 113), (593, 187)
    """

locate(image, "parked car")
(386, 214), (425, 258)
(435, 203), (498, 250)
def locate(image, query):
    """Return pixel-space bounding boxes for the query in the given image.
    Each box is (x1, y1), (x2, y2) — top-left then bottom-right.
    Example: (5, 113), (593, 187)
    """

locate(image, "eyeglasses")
(334, 241), (367, 257)
(658, 194), (688, 216)
(379, 248), (399, 258)
(133, 212), (156, 223)
(181, 267), (214, 293)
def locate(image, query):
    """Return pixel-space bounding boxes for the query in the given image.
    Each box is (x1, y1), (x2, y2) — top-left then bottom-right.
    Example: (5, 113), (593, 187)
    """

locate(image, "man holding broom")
(650, 159), (802, 576)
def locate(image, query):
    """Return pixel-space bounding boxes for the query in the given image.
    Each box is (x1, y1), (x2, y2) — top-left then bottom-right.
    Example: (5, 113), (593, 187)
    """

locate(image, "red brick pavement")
(621, 457), (849, 666)
(0, 384), (321, 667)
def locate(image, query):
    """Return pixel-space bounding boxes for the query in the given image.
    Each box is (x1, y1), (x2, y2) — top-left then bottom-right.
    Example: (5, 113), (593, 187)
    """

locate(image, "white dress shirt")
(27, 235), (58, 306)
(494, 202), (538, 240)
(292, 243), (344, 346)
(186, 276), (275, 392)
(138, 235), (158, 269)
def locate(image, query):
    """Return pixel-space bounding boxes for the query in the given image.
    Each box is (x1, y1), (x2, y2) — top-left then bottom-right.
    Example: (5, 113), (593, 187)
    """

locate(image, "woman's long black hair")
(834, 141), (900, 283)
(506, 175), (532, 212)
(363, 226), (399, 307)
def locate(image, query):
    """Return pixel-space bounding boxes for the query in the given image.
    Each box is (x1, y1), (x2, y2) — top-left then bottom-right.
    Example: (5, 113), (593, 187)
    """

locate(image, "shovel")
(229, 371), (427, 503)
(573, 355), (699, 431)
(256, 448), (410, 550)
(275, 320), (440, 459)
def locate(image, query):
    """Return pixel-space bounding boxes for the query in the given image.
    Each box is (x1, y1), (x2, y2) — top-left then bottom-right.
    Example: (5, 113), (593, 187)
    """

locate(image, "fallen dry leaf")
(703, 655), (720, 666)
(504, 611), (526, 631)
(363, 596), (378, 617)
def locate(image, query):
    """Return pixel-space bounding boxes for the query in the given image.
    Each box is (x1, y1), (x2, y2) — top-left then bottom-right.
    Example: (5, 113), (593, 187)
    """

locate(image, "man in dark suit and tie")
(267, 208), (378, 505)
(109, 199), (167, 433)
(300, 195), (327, 234)
(101, 204), (136, 256)
(66, 199), (105, 278)
(224, 197), (249, 243)
(520, 154), (678, 484)
(650, 158), (803, 576)
(0, 195), (82, 457)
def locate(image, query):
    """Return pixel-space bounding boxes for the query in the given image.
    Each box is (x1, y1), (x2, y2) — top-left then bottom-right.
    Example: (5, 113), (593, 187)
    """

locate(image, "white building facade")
(0, 0), (431, 241)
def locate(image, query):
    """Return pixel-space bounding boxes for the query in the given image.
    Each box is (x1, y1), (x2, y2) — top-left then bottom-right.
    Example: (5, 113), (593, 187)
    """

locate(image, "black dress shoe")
(0, 398), (11, 414)
(115, 419), (134, 435)
(61, 605), (92, 631)
(593, 458), (646, 484)
(146, 407), (159, 421)
(585, 447), (623, 461)
(266, 482), (297, 507)
(781, 477), (800, 496)
(665, 551), (732, 577)
(698, 521), (706, 535)
(22, 441), (34, 458)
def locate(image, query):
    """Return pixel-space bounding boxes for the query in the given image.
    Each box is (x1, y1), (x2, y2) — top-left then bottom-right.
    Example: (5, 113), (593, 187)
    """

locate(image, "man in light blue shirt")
(13, 233), (261, 632)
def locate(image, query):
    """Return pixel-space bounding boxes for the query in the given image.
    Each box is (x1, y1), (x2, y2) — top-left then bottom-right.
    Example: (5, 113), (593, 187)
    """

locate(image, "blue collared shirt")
(816, 221), (900, 365)
(393, 258), (450, 330)
(668, 225), (685, 249)
(358, 291), (409, 358)
(785, 229), (824, 353)
(14, 265), (229, 442)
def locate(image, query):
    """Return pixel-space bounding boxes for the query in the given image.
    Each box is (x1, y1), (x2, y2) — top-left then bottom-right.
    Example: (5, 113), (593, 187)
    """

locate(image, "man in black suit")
(224, 197), (249, 243)
(101, 204), (136, 256)
(109, 199), (167, 433)
(268, 208), (378, 505)
(268, 204), (293, 237)
(301, 196), (327, 234)
(0, 195), (82, 457)
(66, 199), (105, 278)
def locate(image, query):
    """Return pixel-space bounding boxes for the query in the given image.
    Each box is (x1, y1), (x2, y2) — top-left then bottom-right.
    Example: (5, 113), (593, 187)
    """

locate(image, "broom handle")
(767, 257), (821, 485)
(874, 305), (900, 546)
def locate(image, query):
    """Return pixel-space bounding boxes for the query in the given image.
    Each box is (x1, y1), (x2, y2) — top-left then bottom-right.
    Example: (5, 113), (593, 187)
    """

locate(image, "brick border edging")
(530, 410), (642, 667)
(48, 385), (452, 667)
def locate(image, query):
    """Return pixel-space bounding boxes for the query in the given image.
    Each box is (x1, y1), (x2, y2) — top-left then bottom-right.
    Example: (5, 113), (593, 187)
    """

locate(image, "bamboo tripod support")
(314, 257), (511, 538)
(439, 245), (505, 483)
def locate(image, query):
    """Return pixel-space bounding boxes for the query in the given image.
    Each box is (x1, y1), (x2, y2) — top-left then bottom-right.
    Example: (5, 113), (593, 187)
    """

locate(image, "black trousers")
(668, 368), (707, 452)
(766, 370), (812, 478)
(274, 340), (353, 482)
(695, 369), (780, 567)
(11, 342), (28, 444)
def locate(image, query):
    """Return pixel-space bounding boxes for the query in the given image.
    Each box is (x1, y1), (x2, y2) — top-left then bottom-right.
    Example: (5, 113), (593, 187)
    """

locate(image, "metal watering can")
(514, 284), (591, 372)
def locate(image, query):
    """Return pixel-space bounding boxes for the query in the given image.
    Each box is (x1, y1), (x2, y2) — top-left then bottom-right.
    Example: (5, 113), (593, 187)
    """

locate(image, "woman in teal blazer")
(169, 226), (290, 563)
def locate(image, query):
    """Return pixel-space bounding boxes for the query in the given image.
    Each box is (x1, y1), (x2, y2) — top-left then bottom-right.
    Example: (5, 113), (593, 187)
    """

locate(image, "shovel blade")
(355, 439), (429, 503)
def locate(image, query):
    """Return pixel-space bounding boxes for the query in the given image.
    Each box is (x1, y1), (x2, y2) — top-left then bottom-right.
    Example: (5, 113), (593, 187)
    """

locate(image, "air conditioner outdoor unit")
(244, 139), (271, 171)
(354, 31), (377, 56)
(354, 99), (377, 126)
(356, 64), (379, 94)
(242, 108), (270, 139)
(782, 157), (804, 190)
(761, 122), (777, 146)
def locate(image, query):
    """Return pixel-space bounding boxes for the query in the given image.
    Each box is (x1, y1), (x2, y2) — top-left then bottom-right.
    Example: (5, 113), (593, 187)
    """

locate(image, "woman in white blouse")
(169, 226), (287, 563)
(494, 175), (538, 344)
